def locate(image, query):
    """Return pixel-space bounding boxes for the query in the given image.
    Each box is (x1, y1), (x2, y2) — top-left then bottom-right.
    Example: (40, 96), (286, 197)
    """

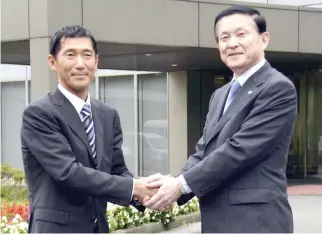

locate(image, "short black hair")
(214, 5), (267, 41)
(49, 25), (98, 57)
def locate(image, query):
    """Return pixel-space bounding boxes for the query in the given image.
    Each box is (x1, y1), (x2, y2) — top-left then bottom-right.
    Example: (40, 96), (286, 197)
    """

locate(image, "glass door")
(307, 70), (322, 178)
(277, 70), (305, 179)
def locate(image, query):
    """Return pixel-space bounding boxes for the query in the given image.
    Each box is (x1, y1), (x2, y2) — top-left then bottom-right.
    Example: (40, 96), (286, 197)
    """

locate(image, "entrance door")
(279, 71), (303, 178)
(187, 68), (310, 179)
(307, 70), (322, 178)
(186, 70), (230, 156)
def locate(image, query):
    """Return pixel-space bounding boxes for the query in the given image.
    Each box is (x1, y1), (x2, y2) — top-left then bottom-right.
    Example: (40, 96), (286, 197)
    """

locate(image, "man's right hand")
(133, 179), (158, 203)
(144, 173), (166, 188)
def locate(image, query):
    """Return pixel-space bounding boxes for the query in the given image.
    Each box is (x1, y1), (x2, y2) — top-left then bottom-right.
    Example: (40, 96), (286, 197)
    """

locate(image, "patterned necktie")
(223, 79), (241, 114)
(81, 104), (97, 161)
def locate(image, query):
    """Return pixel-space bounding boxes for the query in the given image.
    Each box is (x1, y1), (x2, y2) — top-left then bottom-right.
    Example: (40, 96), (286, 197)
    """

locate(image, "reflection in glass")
(138, 73), (168, 176)
(307, 70), (322, 177)
(1, 64), (29, 169)
(99, 75), (136, 173)
(1, 81), (26, 169)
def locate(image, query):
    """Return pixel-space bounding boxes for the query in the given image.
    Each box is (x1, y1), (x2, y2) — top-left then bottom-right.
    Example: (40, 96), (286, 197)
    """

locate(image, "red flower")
(1, 203), (30, 222)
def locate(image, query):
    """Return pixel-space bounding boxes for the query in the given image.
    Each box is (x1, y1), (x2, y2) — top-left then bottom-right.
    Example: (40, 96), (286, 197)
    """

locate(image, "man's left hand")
(143, 176), (181, 211)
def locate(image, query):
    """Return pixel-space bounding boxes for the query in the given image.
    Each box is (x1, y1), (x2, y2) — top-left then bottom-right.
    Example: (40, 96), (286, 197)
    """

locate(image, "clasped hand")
(133, 174), (182, 211)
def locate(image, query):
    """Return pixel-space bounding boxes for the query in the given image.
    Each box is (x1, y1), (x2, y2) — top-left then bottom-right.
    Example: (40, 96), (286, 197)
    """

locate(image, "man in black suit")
(21, 25), (155, 233)
(144, 5), (297, 233)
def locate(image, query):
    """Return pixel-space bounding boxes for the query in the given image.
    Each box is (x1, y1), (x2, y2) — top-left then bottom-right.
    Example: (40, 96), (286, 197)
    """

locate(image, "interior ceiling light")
(145, 53), (152, 56)
(171, 64), (178, 67)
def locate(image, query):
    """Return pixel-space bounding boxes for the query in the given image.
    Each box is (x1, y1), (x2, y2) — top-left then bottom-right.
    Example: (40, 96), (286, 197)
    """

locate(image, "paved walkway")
(162, 184), (322, 233)
(288, 184), (322, 195)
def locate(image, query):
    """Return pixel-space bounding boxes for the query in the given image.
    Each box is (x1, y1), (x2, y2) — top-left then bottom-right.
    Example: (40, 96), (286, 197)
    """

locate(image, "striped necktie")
(81, 104), (97, 161)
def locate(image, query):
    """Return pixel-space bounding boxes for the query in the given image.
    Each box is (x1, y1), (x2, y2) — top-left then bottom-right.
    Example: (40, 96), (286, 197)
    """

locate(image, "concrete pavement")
(291, 195), (322, 233)
(162, 184), (322, 233)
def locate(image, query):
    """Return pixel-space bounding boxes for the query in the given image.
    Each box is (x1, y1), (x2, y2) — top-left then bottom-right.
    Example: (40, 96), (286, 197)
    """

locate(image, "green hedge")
(107, 198), (199, 232)
(0, 164), (28, 204)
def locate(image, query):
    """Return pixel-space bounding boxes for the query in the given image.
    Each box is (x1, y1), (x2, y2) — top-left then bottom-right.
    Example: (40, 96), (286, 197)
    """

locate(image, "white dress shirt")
(177, 59), (266, 194)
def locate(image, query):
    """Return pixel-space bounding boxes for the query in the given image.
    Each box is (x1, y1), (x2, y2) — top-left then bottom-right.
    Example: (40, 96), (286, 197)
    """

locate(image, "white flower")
(18, 222), (28, 230)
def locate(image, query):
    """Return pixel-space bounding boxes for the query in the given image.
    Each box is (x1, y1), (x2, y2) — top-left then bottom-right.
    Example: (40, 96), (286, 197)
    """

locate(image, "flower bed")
(1, 198), (199, 233)
(1, 164), (200, 233)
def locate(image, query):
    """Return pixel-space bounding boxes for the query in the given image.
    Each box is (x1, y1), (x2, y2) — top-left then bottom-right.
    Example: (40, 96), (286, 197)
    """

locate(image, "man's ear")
(48, 54), (57, 71)
(261, 32), (270, 50)
(95, 54), (99, 70)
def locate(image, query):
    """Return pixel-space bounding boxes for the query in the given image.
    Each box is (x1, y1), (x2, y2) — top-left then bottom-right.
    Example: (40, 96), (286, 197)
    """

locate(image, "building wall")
(231, 0), (322, 6)
(2, 0), (322, 54)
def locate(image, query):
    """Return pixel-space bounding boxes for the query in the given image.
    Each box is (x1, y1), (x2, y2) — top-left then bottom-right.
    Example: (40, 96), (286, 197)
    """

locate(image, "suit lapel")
(52, 89), (95, 165)
(211, 85), (230, 126)
(205, 62), (270, 145)
(91, 101), (104, 168)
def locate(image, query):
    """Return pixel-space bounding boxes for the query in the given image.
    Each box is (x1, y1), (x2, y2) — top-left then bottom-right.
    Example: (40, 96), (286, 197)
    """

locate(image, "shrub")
(106, 197), (199, 232)
(0, 164), (26, 185)
(0, 164), (28, 204)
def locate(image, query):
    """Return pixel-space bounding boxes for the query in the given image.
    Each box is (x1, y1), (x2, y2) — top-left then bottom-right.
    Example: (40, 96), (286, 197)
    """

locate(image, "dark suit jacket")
(178, 62), (297, 233)
(21, 88), (144, 233)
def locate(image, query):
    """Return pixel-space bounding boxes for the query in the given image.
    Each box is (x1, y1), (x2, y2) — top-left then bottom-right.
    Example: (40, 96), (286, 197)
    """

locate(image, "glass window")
(89, 79), (96, 99)
(138, 73), (168, 176)
(307, 70), (322, 177)
(268, 0), (322, 6)
(232, 0), (267, 3)
(1, 81), (26, 169)
(99, 75), (136, 174)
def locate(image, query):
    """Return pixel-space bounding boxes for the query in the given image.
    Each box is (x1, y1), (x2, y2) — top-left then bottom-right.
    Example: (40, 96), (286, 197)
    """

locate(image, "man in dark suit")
(21, 25), (155, 233)
(143, 5), (297, 233)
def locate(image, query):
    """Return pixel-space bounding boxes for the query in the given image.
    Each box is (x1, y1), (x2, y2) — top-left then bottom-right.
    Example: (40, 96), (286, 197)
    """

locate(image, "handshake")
(132, 173), (183, 211)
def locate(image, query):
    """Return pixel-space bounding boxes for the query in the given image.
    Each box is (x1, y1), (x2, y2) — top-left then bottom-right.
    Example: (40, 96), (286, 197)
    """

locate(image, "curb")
(289, 193), (322, 196)
(114, 212), (200, 233)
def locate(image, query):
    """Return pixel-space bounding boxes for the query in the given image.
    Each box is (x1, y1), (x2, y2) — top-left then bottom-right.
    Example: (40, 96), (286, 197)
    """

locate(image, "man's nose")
(228, 36), (239, 48)
(75, 55), (85, 68)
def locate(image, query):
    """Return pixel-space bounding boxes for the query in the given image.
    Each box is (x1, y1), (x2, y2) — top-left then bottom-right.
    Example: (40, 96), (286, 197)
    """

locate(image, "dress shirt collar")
(231, 59), (266, 87)
(58, 83), (91, 115)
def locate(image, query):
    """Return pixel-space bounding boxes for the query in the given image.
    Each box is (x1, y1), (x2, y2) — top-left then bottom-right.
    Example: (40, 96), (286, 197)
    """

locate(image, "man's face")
(216, 14), (269, 76)
(48, 37), (98, 94)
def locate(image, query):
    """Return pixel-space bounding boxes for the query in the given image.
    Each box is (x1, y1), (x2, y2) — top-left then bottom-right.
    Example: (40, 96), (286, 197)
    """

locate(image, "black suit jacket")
(177, 62), (297, 233)
(21, 88), (144, 233)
